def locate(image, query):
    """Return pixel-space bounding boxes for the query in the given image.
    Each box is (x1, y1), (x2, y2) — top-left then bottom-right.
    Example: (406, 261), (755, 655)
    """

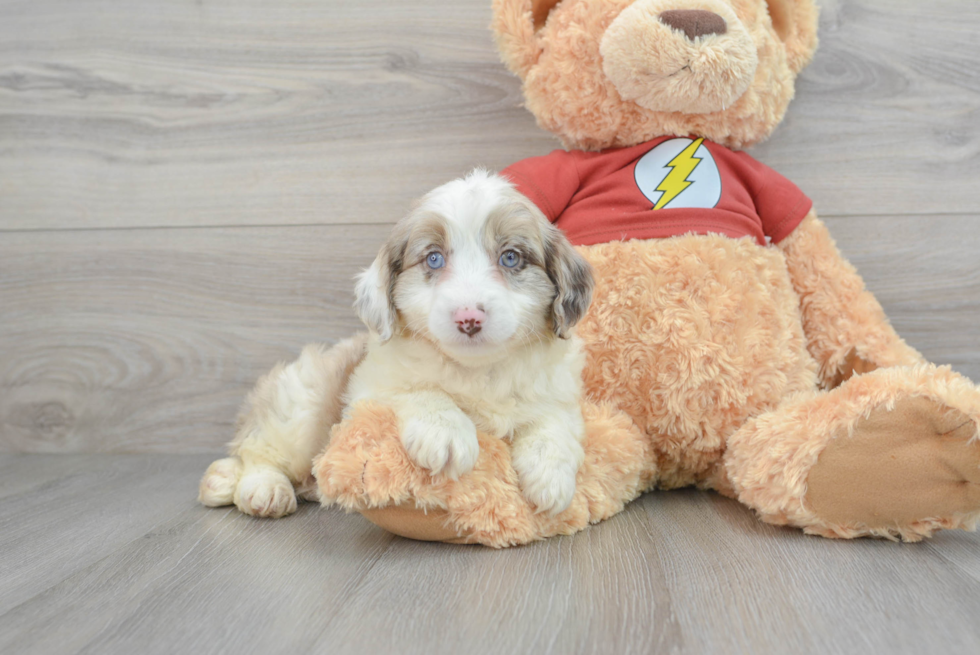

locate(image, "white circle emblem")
(634, 137), (722, 211)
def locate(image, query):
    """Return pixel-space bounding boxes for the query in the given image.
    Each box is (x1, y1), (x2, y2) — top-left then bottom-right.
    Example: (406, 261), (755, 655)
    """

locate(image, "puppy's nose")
(659, 9), (727, 40)
(453, 307), (486, 337)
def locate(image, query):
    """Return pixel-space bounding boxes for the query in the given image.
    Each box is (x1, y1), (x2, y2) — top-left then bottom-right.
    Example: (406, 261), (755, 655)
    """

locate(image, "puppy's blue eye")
(499, 250), (521, 269)
(426, 252), (445, 269)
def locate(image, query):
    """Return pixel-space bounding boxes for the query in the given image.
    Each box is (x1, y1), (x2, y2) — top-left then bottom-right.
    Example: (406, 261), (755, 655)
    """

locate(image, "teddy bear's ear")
(765, 0), (820, 74)
(492, 0), (564, 79)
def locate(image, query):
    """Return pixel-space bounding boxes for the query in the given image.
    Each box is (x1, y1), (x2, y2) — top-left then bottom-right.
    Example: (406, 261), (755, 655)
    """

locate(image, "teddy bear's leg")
(199, 334), (367, 517)
(779, 212), (925, 388)
(725, 364), (980, 541)
(316, 401), (652, 547)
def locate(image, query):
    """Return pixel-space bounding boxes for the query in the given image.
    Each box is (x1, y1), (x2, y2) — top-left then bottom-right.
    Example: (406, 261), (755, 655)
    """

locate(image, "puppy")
(199, 169), (593, 517)
(347, 169), (594, 514)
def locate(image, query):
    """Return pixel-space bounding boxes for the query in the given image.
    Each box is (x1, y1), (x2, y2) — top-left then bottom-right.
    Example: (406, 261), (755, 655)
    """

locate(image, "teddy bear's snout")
(658, 9), (727, 40)
(599, 0), (758, 115)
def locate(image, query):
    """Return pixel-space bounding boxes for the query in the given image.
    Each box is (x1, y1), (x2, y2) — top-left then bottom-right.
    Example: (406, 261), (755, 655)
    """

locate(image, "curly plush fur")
(575, 229), (817, 490)
(493, 0), (818, 151)
(315, 217), (980, 545)
(316, 400), (652, 548)
(203, 0), (980, 547)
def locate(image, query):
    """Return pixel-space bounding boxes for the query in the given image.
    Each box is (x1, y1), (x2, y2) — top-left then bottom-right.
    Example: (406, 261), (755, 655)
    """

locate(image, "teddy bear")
(203, 0), (980, 547)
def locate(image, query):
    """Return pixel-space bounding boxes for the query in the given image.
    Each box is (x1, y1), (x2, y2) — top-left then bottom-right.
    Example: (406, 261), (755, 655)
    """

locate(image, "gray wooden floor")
(3, 0), (980, 653)
(4, 454), (980, 655)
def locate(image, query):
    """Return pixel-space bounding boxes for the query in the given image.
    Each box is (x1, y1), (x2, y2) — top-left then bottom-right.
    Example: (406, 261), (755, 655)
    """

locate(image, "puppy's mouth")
(444, 331), (498, 349)
(431, 323), (522, 362)
(409, 322), (503, 351)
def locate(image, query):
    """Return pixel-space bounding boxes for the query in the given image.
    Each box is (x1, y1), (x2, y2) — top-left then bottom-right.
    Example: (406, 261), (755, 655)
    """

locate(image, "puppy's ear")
(543, 225), (594, 339)
(353, 227), (408, 343)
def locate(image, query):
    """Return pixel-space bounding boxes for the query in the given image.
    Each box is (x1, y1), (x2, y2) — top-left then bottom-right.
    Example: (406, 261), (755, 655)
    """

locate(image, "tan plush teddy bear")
(203, 0), (980, 547)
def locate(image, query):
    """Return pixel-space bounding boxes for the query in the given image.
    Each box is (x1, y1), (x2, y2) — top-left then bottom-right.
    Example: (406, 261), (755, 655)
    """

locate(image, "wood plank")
(315, 492), (980, 654)
(755, 0), (980, 215)
(2, 455), (979, 654)
(0, 0), (545, 231)
(4, 216), (980, 453)
(635, 491), (980, 654)
(0, 450), (102, 500)
(3, 1), (980, 652)
(316, 501), (679, 654)
(825, 214), (980, 373)
(0, 455), (396, 655)
(2, 0), (980, 231)
(0, 225), (379, 453)
(0, 454), (213, 615)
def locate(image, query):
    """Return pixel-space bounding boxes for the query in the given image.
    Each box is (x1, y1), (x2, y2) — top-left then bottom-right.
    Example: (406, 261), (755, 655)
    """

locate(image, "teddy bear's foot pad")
(360, 504), (475, 544)
(806, 396), (980, 532)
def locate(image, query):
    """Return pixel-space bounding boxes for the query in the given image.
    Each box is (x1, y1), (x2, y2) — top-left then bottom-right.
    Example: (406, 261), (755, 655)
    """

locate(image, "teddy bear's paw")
(233, 466), (298, 518)
(806, 394), (980, 535)
(400, 409), (480, 480)
(198, 456), (243, 507)
(512, 440), (582, 517)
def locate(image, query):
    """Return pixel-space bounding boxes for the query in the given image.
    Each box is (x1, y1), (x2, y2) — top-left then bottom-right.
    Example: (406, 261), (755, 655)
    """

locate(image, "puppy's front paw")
(512, 443), (581, 517)
(401, 410), (479, 480)
(234, 467), (298, 518)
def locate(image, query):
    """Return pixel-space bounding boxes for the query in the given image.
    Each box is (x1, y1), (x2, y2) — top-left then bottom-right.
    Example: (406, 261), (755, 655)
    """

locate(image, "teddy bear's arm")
(777, 212), (924, 388)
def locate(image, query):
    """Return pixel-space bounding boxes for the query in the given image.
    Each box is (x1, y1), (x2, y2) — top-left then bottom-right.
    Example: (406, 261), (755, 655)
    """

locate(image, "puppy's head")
(354, 169), (593, 363)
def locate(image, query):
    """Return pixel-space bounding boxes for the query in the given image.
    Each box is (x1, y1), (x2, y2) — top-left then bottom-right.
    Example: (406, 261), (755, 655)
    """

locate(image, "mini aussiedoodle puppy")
(200, 169), (595, 518)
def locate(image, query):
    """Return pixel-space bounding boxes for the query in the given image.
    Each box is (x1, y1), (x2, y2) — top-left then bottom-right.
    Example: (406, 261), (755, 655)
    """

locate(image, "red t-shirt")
(502, 136), (812, 247)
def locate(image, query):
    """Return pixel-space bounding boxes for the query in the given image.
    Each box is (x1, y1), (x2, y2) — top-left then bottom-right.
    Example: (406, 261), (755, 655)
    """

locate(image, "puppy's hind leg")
(198, 334), (368, 518)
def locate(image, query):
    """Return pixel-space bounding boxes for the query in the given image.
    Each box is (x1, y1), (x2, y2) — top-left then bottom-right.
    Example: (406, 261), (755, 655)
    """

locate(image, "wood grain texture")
(0, 216), (980, 453)
(753, 0), (980, 214)
(1, 0), (980, 231)
(3, 216), (980, 453)
(0, 224), (379, 452)
(1, 454), (979, 655)
(0, 454), (213, 615)
(4, 1), (980, 653)
(0, 0), (543, 231)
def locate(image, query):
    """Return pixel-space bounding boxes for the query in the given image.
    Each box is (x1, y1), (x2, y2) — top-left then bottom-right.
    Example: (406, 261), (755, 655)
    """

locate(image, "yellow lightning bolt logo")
(653, 137), (705, 210)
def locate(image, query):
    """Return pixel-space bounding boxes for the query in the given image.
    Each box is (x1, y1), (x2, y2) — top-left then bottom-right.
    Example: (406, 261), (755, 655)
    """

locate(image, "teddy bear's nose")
(659, 9), (728, 40)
